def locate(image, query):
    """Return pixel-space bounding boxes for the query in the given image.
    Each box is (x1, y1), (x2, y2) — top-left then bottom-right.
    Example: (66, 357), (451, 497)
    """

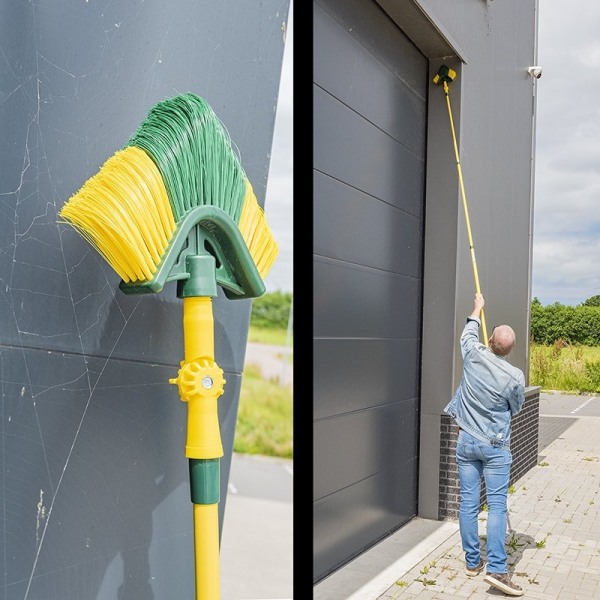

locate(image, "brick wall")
(438, 386), (540, 520)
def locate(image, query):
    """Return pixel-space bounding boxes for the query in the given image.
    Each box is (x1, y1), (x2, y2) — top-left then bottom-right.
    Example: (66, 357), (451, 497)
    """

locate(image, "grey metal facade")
(314, 0), (428, 582)
(314, 0), (539, 585)
(0, 2), (290, 598)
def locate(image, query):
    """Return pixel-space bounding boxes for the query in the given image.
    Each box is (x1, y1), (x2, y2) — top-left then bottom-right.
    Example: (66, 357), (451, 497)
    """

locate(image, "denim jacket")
(444, 317), (525, 448)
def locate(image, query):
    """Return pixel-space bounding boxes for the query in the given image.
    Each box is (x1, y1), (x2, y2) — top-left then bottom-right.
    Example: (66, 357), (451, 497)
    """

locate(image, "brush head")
(59, 93), (278, 297)
(433, 65), (456, 85)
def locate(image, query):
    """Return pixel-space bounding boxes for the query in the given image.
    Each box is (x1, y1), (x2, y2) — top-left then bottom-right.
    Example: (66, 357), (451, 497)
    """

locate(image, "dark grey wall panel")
(313, 455), (418, 581)
(3, 346), (207, 599)
(0, 1), (289, 597)
(314, 171), (422, 277)
(314, 338), (420, 420)
(314, 1), (426, 156)
(314, 0), (427, 583)
(314, 399), (418, 500)
(315, 0), (427, 100)
(3, 348), (245, 600)
(314, 257), (422, 340)
(314, 85), (425, 218)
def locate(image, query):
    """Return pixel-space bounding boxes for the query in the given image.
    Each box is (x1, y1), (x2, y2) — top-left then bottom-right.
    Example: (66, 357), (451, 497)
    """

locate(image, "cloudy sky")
(262, 3), (293, 295)
(532, 1), (600, 306)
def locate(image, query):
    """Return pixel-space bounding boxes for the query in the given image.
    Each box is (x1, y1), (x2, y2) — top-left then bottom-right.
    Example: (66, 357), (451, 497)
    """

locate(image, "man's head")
(488, 325), (516, 356)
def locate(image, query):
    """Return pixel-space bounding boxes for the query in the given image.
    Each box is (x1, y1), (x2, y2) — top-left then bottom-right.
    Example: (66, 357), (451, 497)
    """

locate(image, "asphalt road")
(539, 391), (600, 417)
(538, 392), (600, 455)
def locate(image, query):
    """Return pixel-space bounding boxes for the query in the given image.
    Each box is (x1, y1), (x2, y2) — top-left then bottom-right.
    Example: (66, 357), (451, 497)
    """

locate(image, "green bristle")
(127, 93), (247, 223)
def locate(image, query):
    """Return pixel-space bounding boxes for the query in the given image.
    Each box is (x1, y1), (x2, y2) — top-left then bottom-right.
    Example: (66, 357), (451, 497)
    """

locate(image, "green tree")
(529, 297), (543, 340)
(581, 295), (600, 307)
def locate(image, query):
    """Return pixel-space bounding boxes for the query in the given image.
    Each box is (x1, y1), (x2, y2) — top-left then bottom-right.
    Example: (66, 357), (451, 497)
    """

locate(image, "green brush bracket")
(119, 206), (266, 299)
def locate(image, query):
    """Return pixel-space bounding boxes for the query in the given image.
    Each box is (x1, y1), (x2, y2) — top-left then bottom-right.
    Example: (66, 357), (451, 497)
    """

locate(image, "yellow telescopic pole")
(442, 79), (489, 345)
(171, 294), (225, 600)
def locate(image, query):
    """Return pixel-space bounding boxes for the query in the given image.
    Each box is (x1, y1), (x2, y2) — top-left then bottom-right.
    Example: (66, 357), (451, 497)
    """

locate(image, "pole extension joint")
(170, 356), (225, 459)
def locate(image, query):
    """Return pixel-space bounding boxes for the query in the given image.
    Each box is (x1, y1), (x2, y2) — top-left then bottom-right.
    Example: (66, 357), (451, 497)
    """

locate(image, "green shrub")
(250, 291), (292, 329)
(530, 298), (600, 345)
(583, 361), (600, 392)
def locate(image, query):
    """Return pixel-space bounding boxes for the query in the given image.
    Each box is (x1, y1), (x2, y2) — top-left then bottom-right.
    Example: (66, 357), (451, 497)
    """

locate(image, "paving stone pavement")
(377, 414), (600, 599)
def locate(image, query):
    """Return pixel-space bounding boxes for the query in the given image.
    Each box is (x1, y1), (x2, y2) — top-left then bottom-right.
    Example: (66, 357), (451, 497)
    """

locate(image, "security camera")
(528, 66), (543, 79)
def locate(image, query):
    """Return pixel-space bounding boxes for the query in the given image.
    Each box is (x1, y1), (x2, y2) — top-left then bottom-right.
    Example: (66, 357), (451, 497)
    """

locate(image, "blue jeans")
(456, 429), (512, 574)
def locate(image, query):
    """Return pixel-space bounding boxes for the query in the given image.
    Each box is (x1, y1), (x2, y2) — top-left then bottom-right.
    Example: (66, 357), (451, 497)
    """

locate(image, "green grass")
(529, 342), (600, 393)
(233, 326), (293, 459)
(248, 325), (292, 346)
(234, 364), (293, 458)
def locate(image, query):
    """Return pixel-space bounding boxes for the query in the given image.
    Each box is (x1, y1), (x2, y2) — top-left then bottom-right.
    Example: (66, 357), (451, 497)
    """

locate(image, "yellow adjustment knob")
(173, 357), (225, 402)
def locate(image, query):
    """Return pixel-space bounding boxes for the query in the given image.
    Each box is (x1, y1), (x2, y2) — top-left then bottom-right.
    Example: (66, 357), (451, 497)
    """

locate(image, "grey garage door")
(313, 0), (428, 583)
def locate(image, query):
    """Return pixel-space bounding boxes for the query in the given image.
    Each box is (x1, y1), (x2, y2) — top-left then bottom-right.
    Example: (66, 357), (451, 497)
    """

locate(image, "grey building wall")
(409, 0), (539, 520)
(314, 0), (428, 582)
(314, 0), (539, 584)
(0, 2), (290, 599)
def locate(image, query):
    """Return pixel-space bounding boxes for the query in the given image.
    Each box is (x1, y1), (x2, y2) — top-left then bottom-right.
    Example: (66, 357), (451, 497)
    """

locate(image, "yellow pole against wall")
(435, 71), (489, 345)
(171, 295), (225, 599)
(192, 504), (220, 600)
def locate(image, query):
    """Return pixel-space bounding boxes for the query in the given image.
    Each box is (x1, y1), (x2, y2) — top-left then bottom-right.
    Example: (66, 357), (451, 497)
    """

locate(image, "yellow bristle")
(238, 180), (279, 279)
(59, 147), (176, 283)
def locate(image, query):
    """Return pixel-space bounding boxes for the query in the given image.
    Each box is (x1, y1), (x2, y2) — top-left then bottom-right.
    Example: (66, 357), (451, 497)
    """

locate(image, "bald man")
(444, 293), (526, 597)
